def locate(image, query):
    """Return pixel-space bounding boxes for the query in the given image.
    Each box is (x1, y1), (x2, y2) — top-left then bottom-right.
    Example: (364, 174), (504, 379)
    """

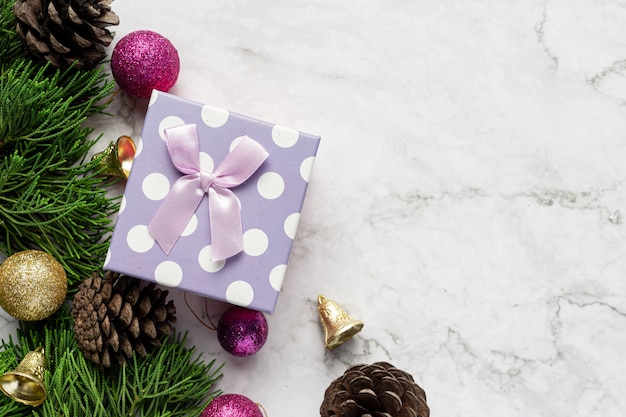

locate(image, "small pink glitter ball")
(111, 30), (180, 98)
(201, 394), (263, 417)
(217, 306), (268, 357)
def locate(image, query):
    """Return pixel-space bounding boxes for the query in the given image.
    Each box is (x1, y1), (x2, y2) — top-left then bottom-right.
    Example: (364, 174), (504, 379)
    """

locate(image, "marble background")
(3, 0), (626, 416)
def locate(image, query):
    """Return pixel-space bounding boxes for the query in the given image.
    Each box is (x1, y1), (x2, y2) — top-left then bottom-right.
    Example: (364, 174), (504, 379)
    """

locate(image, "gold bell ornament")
(317, 295), (364, 350)
(92, 135), (136, 179)
(0, 347), (47, 407)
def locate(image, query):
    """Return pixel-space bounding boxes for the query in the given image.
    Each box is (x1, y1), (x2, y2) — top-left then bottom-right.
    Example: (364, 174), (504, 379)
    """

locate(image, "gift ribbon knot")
(148, 124), (269, 261)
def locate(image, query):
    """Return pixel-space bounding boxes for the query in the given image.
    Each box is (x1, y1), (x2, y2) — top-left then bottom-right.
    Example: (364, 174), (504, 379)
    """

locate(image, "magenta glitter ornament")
(111, 30), (180, 99)
(217, 306), (268, 357)
(201, 394), (263, 417)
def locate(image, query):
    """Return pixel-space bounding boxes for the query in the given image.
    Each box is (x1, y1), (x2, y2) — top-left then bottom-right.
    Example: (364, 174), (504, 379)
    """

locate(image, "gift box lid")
(105, 90), (320, 314)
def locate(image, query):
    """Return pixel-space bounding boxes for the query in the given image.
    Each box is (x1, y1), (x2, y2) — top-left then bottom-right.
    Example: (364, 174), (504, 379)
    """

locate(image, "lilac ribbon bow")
(148, 124), (269, 261)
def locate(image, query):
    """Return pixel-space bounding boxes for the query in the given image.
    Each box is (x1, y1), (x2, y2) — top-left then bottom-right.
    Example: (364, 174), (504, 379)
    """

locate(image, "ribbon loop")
(148, 124), (269, 261)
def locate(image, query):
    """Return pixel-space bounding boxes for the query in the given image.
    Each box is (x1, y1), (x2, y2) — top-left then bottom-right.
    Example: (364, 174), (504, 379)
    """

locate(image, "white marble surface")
(3, 0), (626, 416)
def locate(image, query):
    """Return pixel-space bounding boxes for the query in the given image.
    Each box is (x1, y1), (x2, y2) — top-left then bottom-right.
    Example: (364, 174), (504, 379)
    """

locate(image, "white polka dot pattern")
(272, 125), (299, 148)
(135, 137), (144, 157)
(198, 246), (226, 272)
(158, 116), (185, 140)
(154, 261), (183, 286)
(127, 225), (154, 253)
(142, 173), (170, 201)
(199, 152), (214, 172)
(226, 281), (255, 306)
(201, 105), (229, 128)
(148, 90), (159, 107)
(243, 228), (269, 256)
(105, 91), (320, 314)
(229, 136), (246, 151)
(300, 156), (316, 183)
(284, 213), (301, 239)
(257, 172), (285, 200)
(269, 264), (287, 291)
(181, 214), (198, 236)
(119, 195), (127, 214)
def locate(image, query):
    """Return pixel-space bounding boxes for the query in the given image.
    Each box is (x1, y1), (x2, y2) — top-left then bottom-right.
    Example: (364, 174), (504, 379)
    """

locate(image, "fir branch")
(0, 0), (21, 67)
(0, 22), (119, 287)
(0, 308), (223, 417)
(119, 335), (223, 417)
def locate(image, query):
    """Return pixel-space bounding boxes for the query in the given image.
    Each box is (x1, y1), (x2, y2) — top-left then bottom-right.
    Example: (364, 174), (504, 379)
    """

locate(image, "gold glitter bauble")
(0, 250), (67, 321)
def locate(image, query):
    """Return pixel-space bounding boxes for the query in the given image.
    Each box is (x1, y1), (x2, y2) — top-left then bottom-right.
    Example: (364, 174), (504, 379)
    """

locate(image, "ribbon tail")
(148, 176), (205, 254)
(208, 187), (244, 261)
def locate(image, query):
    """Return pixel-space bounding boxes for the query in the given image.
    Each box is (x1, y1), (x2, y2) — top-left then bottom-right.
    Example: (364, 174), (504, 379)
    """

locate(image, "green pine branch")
(0, 0), (120, 289)
(0, 308), (223, 417)
(0, 0), (20, 66)
(0, 2), (226, 415)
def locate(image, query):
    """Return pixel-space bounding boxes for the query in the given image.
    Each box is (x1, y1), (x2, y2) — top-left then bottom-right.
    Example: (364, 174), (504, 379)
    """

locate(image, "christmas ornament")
(217, 306), (268, 357)
(71, 271), (177, 368)
(320, 362), (429, 417)
(201, 394), (263, 417)
(92, 135), (136, 179)
(0, 250), (67, 321)
(0, 346), (47, 407)
(13, 0), (119, 68)
(111, 30), (180, 98)
(317, 295), (363, 350)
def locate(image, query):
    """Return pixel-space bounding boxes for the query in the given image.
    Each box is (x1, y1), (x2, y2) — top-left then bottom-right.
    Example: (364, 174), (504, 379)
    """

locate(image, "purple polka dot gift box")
(105, 91), (320, 314)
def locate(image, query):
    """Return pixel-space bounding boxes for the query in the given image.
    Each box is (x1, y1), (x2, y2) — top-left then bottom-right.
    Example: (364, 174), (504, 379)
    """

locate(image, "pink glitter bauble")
(201, 394), (263, 417)
(111, 30), (180, 98)
(217, 306), (268, 357)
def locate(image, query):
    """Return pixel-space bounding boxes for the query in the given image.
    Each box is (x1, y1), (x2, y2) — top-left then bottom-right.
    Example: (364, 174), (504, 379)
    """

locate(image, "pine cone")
(71, 271), (177, 368)
(13, 0), (119, 68)
(320, 362), (429, 417)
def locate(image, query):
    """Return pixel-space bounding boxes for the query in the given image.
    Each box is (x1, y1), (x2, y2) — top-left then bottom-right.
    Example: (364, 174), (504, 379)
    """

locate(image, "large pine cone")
(13, 0), (119, 68)
(320, 362), (429, 417)
(72, 271), (177, 368)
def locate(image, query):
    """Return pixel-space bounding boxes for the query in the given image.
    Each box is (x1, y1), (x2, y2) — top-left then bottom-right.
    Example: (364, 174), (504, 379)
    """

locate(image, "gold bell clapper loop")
(0, 346), (47, 407)
(92, 135), (136, 179)
(317, 295), (364, 350)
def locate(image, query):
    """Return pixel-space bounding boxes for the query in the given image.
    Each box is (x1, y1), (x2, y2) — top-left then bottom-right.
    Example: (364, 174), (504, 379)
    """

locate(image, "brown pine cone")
(320, 362), (429, 417)
(13, 0), (119, 68)
(71, 271), (177, 368)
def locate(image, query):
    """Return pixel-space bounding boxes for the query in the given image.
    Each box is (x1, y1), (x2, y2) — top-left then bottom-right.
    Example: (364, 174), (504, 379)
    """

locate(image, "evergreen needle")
(1, 3), (225, 416)
(0, 0), (119, 289)
(0, 308), (223, 417)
